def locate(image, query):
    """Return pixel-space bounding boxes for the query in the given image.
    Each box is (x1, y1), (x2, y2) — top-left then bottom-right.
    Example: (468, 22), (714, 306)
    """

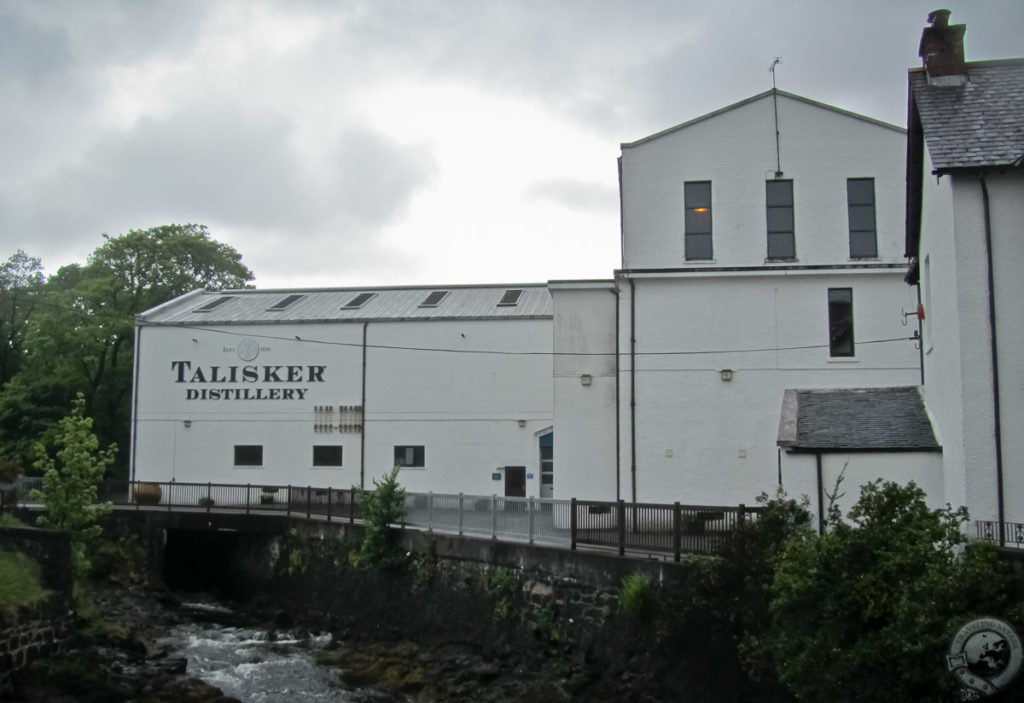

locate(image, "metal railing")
(975, 520), (1024, 549)
(6, 477), (758, 558)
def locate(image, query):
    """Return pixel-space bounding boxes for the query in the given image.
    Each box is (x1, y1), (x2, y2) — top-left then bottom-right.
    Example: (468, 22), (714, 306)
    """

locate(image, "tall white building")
(552, 89), (929, 518)
(904, 11), (1024, 529)
(131, 285), (554, 497)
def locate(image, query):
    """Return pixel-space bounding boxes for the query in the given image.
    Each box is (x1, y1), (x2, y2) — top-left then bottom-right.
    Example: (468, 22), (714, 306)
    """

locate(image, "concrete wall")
(620, 93), (907, 270)
(133, 317), (553, 496)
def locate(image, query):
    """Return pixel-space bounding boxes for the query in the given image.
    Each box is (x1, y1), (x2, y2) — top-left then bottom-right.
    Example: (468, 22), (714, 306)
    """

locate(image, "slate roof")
(777, 386), (940, 451)
(909, 59), (1024, 170)
(137, 284), (553, 326)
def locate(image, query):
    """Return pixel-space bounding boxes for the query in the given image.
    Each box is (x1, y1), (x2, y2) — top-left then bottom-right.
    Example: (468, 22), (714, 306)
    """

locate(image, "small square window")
(313, 445), (343, 467)
(394, 445), (425, 467)
(234, 445), (263, 467)
(828, 288), (854, 357)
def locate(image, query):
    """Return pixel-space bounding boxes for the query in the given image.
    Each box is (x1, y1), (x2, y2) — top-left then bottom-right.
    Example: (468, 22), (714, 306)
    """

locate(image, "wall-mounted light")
(720, 369), (734, 382)
(518, 419), (526, 428)
(183, 420), (192, 428)
(580, 374), (593, 386)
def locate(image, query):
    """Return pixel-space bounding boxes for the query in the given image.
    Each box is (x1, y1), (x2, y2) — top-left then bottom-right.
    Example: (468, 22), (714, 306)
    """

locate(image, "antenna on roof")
(769, 57), (783, 176)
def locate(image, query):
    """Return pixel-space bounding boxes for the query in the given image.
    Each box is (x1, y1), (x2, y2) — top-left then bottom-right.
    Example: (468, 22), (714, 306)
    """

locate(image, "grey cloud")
(524, 179), (618, 215)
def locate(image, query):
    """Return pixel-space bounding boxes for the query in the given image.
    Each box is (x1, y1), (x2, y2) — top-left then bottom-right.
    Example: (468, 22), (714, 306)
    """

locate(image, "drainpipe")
(129, 325), (143, 483)
(613, 285), (621, 502)
(361, 321), (369, 490)
(629, 279), (637, 504)
(916, 284), (925, 386)
(815, 451), (824, 535)
(979, 175), (1006, 545)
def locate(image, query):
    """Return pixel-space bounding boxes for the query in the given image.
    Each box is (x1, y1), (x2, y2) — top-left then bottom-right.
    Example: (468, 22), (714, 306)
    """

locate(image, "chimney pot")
(919, 9), (967, 81)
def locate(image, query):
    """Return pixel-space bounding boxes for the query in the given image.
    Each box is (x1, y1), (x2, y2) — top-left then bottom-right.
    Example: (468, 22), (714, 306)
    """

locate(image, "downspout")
(916, 285), (925, 386)
(361, 321), (369, 490)
(129, 324), (143, 483)
(612, 284), (621, 502)
(979, 175), (1006, 544)
(815, 451), (824, 535)
(629, 279), (637, 504)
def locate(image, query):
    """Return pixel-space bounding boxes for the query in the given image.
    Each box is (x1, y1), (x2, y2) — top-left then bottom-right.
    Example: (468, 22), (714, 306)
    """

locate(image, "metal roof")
(910, 59), (1024, 171)
(778, 386), (940, 451)
(137, 284), (553, 326)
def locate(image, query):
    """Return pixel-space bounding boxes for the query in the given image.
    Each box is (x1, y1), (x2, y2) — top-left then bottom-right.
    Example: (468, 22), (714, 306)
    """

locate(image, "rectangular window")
(266, 294), (305, 311)
(394, 445), (425, 467)
(234, 445), (263, 467)
(419, 291), (448, 308)
(684, 181), (713, 260)
(193, 296), (235, 313)
(847, 178), (877, 258)
(312, 445), (343, 467)
(498, 289), (523, 307)
(828, 288), (854, 357)
(766, 179), (795, 260)
(343, 292), (375, 309)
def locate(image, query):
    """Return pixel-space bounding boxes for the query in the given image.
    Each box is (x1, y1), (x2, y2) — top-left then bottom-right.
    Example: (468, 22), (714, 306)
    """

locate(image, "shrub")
(488, 566), (520, 621)
(619, 570), (655, 619)
(351, 466), (406, 568)
(0, 547), (49, 615)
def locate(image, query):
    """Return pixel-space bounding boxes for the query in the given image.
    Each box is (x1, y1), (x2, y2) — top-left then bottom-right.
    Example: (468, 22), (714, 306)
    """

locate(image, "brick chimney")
(918, 9), (967, 83)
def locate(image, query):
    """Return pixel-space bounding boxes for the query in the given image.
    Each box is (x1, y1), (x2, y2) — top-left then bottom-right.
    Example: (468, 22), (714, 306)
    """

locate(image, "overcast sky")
(2, 1), (1021, 290)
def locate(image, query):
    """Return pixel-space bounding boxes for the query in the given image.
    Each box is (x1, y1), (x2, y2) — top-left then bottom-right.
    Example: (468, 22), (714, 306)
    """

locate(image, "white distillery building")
(130, 285), (554, 497)
(551, 89), (934, 520)
(904, 12), (1024, 528)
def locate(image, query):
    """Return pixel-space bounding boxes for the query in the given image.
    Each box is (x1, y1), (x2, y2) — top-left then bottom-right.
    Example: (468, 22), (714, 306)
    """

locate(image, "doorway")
(504, 466), (526, 497)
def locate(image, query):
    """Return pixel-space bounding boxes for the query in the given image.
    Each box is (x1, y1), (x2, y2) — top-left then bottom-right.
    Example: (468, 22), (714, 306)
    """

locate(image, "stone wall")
(0, 527), (73, 690)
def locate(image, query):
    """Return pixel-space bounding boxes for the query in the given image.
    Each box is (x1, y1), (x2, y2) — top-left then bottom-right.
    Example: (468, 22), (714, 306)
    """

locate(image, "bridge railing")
(7, 477), (758, 558)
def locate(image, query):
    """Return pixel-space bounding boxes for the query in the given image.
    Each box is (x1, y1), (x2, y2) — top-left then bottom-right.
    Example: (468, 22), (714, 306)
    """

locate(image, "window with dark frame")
(312, 445), (343, 467)
(847, 178), (878, 258)
(684, 181), (713, 260)
(266, 294), (305, 311)
(394, 445), (425, 467)
(343, 292), (375, 309)
(766, 179), (795, 260)
(419, 291), (448, 308)
(828, 288), (854, 357)
(234, 445), (263, 466)
(497, 289), (523, 307)
(193, 296), (235, 313)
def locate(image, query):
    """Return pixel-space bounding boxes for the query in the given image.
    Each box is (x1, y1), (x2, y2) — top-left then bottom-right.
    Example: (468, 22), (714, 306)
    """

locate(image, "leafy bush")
(351, 467), (406, 568)
(619, 571), (655, 619)
(0, 547), (49, 615)
(768, 480), (1016, 703)
(488, 566), (520, 621)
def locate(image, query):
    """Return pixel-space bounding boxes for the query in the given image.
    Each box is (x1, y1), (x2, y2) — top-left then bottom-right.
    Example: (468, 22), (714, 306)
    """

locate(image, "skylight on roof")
(497, 289), (524, 307)
(343, 292), (376, 309)
(419, 291), (449, 308)
(192, 296), (235, 313)
(266, 294), (305, 311)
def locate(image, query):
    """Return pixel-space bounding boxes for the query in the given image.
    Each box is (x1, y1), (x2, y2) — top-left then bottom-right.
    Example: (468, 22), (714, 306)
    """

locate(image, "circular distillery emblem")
(947, 618), (1022, 698)
(236, 338), (260, 362)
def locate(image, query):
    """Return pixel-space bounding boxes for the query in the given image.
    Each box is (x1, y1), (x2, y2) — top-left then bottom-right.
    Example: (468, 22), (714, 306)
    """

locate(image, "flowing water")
(159, 602), (397, 703)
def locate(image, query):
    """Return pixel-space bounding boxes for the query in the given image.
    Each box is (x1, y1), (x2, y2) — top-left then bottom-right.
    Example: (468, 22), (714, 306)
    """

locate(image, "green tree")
(0, 225), (254, 475)
(768, 480), (1015, 702)
(29, 394), (116, 584)
(352, 467), (406, 567)
(0, 249), (44, 386)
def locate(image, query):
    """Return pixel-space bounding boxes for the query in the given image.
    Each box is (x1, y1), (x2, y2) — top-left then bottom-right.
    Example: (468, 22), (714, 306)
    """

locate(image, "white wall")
(133, 317), (553, 497)
(620, 93), (907, 270)
(550, 283), (619, 500)
(615, 271), (921, 506)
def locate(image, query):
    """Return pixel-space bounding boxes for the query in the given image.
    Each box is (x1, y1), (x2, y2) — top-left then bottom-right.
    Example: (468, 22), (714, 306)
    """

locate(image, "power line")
(177, 324), (916, 358)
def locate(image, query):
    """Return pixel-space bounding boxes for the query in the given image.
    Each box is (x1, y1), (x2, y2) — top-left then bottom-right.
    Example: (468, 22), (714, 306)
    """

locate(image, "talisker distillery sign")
(170, 360), (326, 401)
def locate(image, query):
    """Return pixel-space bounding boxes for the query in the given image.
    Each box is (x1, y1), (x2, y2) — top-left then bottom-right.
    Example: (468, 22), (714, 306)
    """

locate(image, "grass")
(0, 547), (49, 615)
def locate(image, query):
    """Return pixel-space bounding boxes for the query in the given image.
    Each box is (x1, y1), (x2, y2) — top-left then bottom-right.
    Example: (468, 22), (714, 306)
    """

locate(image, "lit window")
(684, 181), (713, 260)
(766, 179), (795, 260)
(312, 445), (343, 467)
(394, 445), (425, 467)
(828, 288), (854, 357)
(234, 445), (263, 467)
(847, 178), (877, 259)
